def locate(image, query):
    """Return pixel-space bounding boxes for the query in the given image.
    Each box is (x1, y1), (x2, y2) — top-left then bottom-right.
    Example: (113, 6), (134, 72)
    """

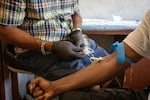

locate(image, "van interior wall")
(79, 0), (150, 20)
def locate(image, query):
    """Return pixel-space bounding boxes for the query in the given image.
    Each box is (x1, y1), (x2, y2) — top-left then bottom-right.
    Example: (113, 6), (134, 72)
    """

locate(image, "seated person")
(0, 0), (108, 81)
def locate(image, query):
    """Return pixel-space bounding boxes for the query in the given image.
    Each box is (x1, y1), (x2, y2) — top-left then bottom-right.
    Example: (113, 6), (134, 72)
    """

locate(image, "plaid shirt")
(0, 0), (80, 41)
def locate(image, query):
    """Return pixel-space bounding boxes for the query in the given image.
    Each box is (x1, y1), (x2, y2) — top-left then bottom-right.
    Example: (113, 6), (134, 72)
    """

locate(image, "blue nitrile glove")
(69, 30), (85, 48)
(52, 41), (86, 60)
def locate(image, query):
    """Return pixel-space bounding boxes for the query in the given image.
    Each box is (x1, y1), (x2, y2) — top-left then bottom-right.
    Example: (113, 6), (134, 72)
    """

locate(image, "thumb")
(28, 77), (42, 93)
(28, 82), (37, 93)
(72, 46), (83, 52)
(72, 47), (86, 58)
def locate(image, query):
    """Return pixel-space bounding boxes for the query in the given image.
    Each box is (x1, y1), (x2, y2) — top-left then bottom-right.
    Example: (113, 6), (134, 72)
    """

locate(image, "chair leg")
(11, 71), (20, 100)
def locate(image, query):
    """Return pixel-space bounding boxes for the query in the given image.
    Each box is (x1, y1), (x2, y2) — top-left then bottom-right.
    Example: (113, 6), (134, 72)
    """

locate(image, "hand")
(28, 77), (55, 100)
(52, 41), (85, 60)
(69, 30), (85, 48)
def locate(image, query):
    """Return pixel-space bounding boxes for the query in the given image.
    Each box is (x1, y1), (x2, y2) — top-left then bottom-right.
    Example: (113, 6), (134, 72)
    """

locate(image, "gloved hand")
(69, 30), (85, 48)
(52, 41), (86, 60)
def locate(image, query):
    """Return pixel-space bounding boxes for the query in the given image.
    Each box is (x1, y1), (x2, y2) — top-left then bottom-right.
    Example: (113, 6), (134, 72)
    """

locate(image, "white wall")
(79, 0), (150, 20)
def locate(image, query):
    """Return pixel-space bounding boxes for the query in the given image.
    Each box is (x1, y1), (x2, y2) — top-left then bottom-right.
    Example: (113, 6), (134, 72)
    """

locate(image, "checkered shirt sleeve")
(0, 0), (26, 26)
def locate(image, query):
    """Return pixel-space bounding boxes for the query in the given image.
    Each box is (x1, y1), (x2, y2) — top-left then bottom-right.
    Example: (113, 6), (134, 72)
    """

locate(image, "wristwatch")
(72, 28), (82, 32)
(41, 40), (52, 55)
(41, 40), (47, 55)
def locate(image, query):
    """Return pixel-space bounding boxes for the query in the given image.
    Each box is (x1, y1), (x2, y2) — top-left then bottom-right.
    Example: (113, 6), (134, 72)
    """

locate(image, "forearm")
(0, 25), (53, 52)
(52, 52), (128, 95)
(72, 13), (82, 28)
(0, 25), (41, 49)
(52, 42), (143, 95)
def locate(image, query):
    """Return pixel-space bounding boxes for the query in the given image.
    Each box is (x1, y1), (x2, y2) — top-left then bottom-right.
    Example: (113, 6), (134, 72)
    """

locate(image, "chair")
(7, 66), (32, 100)
(4, 44), (33, 100)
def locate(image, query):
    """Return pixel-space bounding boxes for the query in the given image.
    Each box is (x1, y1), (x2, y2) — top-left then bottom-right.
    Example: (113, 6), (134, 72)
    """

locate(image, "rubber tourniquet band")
(109, 41), (133, 64)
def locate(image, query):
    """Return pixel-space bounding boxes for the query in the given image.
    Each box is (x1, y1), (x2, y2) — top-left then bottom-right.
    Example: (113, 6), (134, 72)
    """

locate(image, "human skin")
(0, 12), (82, 53)
(29, 42), (142, 100)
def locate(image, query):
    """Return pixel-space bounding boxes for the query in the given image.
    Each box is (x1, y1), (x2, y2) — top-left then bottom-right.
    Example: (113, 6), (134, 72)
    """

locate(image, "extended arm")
(29, 42), (142, 99)
(52, 42), (142, 94)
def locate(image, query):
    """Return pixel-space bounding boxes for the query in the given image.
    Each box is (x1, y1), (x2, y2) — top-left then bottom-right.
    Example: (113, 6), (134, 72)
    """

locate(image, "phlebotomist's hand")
(69, 28), (85, 48)
(52, 41), (85, 60)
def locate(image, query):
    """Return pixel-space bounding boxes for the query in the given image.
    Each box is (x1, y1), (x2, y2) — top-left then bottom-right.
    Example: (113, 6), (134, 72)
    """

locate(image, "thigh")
(59, 88), (148, 100)
(15, 51), (83, 80)
(7, 39), (108, 81)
